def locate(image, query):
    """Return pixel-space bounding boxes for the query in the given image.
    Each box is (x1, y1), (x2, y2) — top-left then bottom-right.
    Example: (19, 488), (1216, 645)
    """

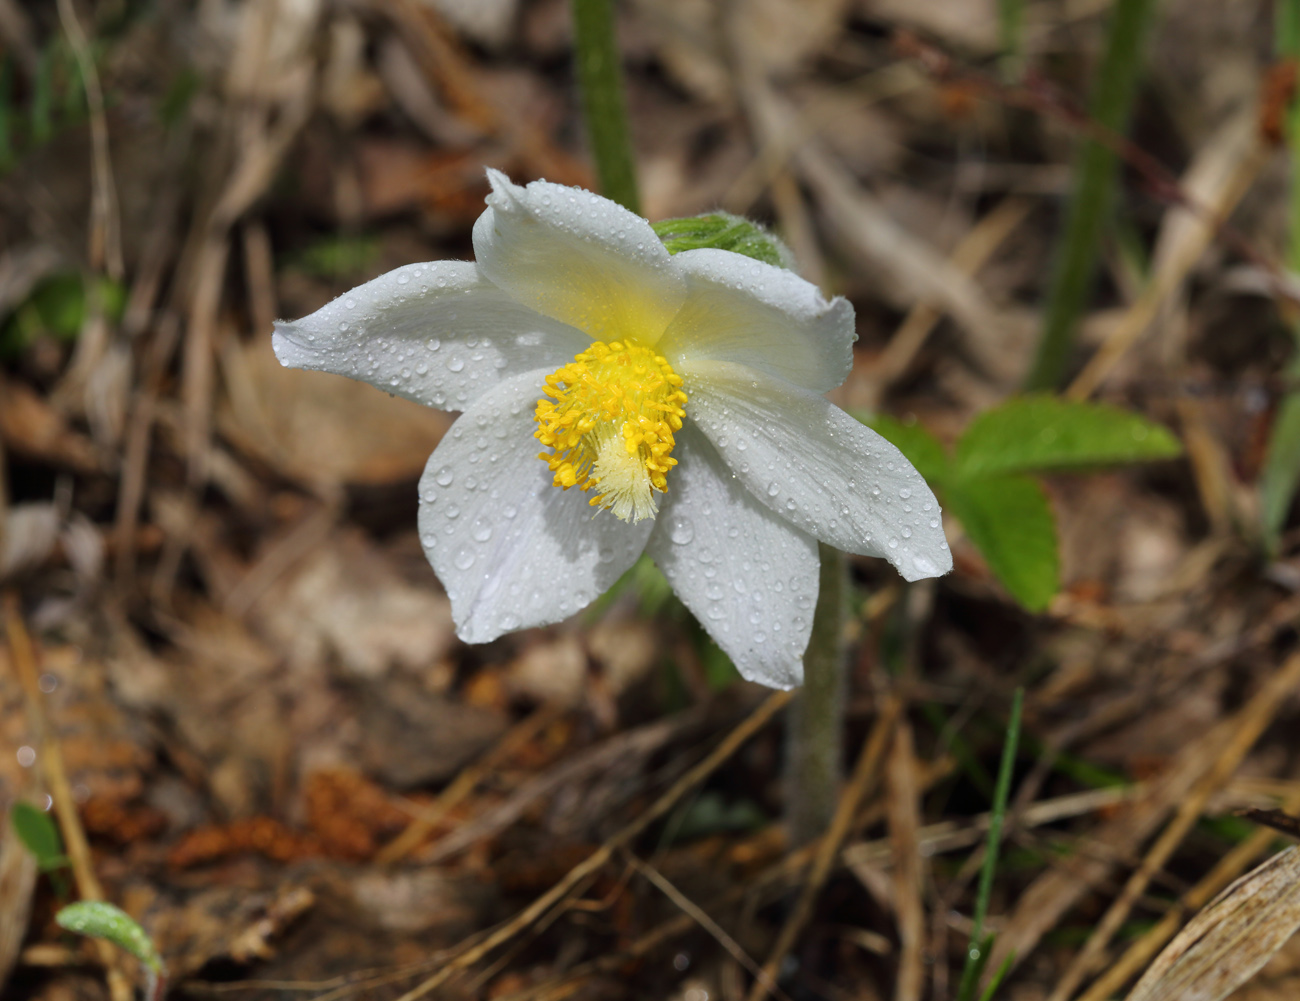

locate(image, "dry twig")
(1050, 651), (1300, 1001)
(386, 689), (794, 1001)
(745, 699), (900, 1001)
(3, 593), (131, 1001)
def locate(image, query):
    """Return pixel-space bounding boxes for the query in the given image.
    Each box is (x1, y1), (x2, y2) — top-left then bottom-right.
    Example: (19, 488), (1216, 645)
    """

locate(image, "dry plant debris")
(4, 1), (1300, 1000)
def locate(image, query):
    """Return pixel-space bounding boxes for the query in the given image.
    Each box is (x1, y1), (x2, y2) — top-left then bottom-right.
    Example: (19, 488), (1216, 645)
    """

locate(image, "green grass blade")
(1261, 0), (1300, 552)
(1024, 0), (1157, 390)
(998, 0), (1025, 80)
(31, 45), (54, 145)
(0, 56), (13, 169)
(1261, 370), (1300, 552)
(571, 0), (639, 213)
(956, 687), (1024, 1001)
(977, 951), (1016, 1001)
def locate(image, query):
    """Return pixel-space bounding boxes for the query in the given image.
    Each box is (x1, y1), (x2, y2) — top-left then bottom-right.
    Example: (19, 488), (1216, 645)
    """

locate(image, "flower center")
(534, 341), (688, 523)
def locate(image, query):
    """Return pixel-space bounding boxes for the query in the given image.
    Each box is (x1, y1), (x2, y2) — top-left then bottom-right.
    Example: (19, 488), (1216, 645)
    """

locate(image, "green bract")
(652, 213), (794, 270)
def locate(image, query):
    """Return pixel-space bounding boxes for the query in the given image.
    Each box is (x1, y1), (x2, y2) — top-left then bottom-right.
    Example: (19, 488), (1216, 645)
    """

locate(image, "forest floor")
(4, 1), (1300, 999)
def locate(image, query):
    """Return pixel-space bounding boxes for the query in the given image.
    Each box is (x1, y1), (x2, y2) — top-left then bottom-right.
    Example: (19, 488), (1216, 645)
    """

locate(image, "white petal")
(647, 426), (818, 689)
(418, 368), (653, 643)
(681, 360), (952, 582)
(657, 248), (855, 393)
(272, 261), (590, 412)
(472, 170), (687, 345)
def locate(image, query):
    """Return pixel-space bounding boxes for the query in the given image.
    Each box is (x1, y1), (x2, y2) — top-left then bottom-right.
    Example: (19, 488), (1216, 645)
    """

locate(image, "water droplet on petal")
(670, 517), (694, 545)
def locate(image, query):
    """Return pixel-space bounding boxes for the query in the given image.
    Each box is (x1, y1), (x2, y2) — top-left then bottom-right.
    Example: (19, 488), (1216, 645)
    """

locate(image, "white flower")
(273, 170), (951, 689)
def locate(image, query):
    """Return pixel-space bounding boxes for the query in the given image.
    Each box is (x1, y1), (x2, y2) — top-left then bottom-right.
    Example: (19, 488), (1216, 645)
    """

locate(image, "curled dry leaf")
(1125, 846), (1300, 1001)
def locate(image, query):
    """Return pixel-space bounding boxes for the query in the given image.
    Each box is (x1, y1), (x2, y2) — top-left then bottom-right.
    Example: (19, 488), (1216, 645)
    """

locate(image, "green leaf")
(857, 412), (951, 484)
(651, 213), (794, 269)
(977, 951), (1016, 1001)
(945, 474), (1059, 611)
(1260, 388), (1300, 553)
(667, 791), (767, 843)
(56, 901), (162, 972)
(955, 395), (1181, 478)
(10, 802), (68, 872)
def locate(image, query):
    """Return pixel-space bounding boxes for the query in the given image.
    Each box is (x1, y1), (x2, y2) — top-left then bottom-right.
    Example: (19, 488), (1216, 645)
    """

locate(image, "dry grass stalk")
(625, 851), (793, 1001)
(867, 196), (1033, 408)
(990, 652), (1300, 977)
(3, 594), (131, 1001)
(1066, 106), (1267, 400)
(55, 0), (122, 282)
(386, 689), (795, 1001)
(1050, 651), (1300, 1001)
(1078, 789), (1300, 1001)
(886, 718), (924, 1001)
(745, 698), (900, 1001)
(376, 701), (566, 865)
(1123, 846), (1300, 1001)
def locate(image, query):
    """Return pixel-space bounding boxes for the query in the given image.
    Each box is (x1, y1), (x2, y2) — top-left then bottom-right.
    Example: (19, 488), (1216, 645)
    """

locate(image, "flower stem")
(571, 0), (640, 214)
(785, 543), (847, 847)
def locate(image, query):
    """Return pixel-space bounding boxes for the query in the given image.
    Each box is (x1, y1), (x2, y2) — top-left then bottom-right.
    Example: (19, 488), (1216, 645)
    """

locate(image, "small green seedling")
(10, 801), (72, 897)
(57, 901), (167, 1001)
(10, 801), (68, 871)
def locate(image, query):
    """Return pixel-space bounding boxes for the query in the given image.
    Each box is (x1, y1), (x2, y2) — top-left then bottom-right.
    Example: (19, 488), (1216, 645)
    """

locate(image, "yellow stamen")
(534, 341), (687, 522)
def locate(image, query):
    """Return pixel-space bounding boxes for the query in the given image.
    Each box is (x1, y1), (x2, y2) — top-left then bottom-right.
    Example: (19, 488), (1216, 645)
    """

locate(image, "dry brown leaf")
(1125, 847), (1300, 1001)
(217, 336), (451, 487)
(254, 528), (455, 680)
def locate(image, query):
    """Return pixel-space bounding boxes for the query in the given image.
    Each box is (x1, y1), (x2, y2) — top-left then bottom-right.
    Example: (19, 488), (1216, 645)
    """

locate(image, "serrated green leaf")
(56, 901), (162, 971)
(10, 801), (67, 871)
(945, 474), (1059, 611)
(1260, 388), (1300, 553)
(955, 395), (1181, 478)
(856, 413), (951, 484)
(651, 213), (793, 269)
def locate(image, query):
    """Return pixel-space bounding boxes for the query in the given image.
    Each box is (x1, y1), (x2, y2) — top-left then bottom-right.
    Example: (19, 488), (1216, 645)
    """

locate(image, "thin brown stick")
(385, 689), (794, 1001)
(56, 0), (122, 281)
(1051, 651), (1300, 1001)
(375, 701), (565, 865)
(0, 432), (7, 565)
(1065, 108), (1265, 400)
(4, 593), (131, 1001)
(624, 850), (793, 1001)
(497, 756), (957, 1001)
(1078, 788), (1300, 1001)
(870, 196), (1033, 404)
(745, 698), (900, 1001)
(886, 719), (924, 1001)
